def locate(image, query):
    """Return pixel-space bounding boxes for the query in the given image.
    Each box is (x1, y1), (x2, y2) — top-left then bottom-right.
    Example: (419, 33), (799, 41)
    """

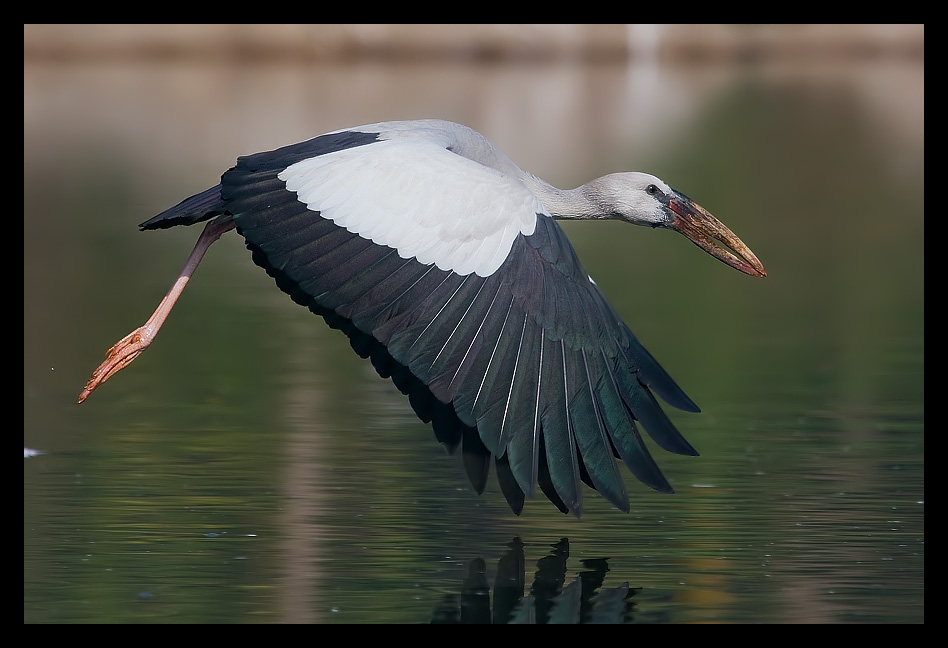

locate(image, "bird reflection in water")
(430, 538), (659, 624)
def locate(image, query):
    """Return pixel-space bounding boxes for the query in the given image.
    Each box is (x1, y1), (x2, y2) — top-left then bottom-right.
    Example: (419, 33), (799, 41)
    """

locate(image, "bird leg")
(78, 217), (236, 403)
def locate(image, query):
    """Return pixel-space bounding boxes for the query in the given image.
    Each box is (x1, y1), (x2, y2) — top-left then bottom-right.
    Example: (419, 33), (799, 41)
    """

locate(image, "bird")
(78, 119), (765, 517)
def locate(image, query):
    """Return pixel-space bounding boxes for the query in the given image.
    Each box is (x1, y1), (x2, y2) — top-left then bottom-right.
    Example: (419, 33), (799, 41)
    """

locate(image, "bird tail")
(139, 184), (225, 230)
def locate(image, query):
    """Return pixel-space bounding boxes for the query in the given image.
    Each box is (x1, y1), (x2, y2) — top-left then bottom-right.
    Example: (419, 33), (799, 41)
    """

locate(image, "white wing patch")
(278, 139), (541, 277)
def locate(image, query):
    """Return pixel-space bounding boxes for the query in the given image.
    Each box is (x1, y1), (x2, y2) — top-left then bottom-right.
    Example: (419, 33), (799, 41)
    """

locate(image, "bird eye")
(646, 184), (659, 195)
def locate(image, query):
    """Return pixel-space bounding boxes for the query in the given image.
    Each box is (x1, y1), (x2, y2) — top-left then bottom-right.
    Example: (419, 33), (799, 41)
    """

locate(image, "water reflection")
(431, 538), (660, 624)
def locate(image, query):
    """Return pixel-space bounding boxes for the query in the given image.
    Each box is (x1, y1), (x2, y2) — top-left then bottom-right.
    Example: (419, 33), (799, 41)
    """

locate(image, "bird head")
(589, 172), (767, 278)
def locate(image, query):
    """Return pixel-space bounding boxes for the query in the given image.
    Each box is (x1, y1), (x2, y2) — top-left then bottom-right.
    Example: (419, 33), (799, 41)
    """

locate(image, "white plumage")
(280, 136), (540, 277)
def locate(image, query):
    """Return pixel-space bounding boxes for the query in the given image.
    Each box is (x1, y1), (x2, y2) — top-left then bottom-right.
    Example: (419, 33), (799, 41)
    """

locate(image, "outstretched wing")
(142, 126), (700, 516)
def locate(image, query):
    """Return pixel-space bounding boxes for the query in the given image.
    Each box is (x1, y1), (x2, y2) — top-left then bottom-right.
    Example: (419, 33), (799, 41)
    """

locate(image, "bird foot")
(77, 327), (151, 403)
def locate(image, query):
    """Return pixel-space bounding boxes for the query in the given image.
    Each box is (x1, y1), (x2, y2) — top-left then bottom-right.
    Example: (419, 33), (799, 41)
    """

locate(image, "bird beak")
(667, 191), (767, 278)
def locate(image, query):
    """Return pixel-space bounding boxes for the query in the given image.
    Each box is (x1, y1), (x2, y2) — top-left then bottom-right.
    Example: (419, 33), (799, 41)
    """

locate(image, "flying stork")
(78, 119), (766, 516)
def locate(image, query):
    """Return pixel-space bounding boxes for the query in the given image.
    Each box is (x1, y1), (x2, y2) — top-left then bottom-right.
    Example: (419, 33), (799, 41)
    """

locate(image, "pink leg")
(78, 217), (236, 403)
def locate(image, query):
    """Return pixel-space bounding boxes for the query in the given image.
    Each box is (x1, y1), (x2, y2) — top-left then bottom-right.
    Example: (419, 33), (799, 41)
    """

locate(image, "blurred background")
(25, 25), (923, 623)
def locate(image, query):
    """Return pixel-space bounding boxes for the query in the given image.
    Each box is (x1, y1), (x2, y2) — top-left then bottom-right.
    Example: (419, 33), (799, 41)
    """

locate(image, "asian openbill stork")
(78, 119), (766, 516)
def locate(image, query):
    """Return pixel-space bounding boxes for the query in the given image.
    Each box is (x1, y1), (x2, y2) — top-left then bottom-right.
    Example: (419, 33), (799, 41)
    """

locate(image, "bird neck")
(520, 174), (608, 220)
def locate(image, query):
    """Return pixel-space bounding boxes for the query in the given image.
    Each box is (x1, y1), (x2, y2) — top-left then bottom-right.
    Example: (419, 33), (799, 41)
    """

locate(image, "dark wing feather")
(139, 130), (380, 231)
(140, 129), (701, 516)
(537, 337), (582, 514)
